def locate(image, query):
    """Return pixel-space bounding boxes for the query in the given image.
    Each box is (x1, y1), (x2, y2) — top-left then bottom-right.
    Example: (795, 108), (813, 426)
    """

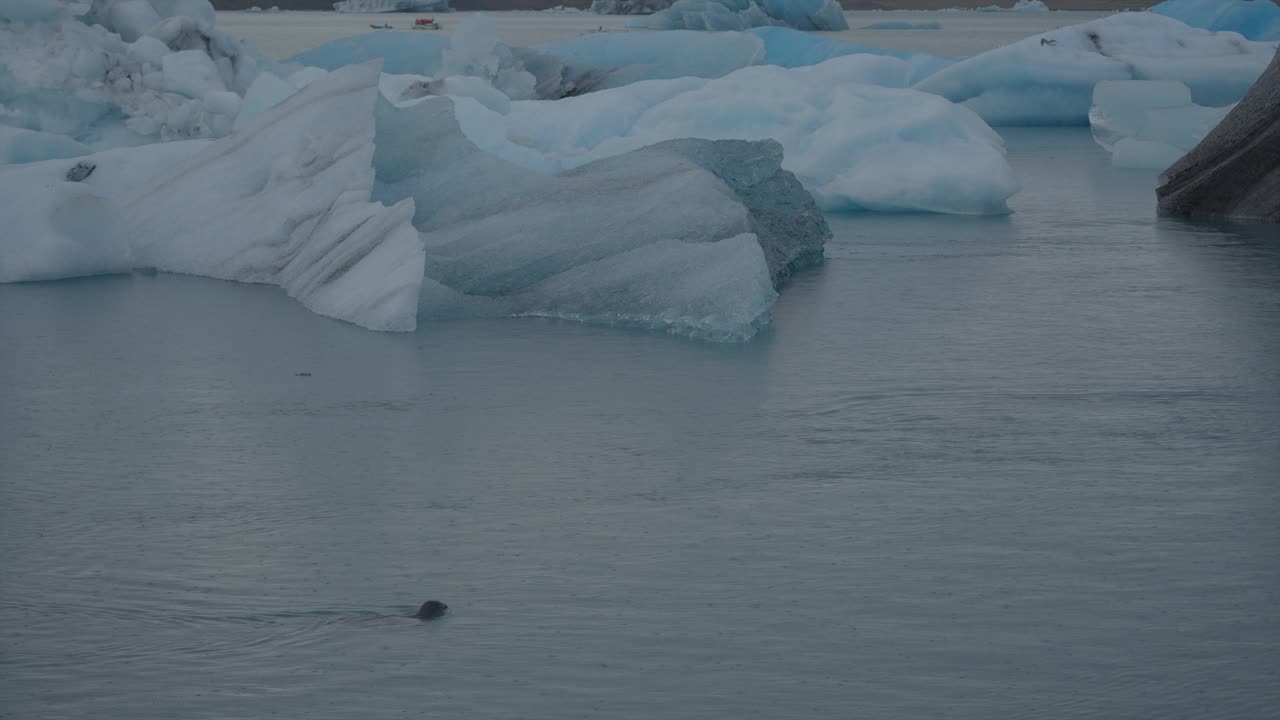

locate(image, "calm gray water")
(2, 129), (1278, 719)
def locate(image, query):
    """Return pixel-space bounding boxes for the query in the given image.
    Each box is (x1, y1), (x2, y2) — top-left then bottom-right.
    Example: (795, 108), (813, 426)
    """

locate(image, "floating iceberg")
(450, 56), (1018, 215)
(1, 63), (426, 332)
(628, 0), (849, 32)
(537, 26), (951, 95)
(1150, 0), (1280, 41)
(333, 0), (451, 13)
(1089, 80), (1231, 169)
(914, 12), (1278, 125)
(1158, 47), (1280, 222)
(289, 19), (567, 100)
(373, 94), (827, 340)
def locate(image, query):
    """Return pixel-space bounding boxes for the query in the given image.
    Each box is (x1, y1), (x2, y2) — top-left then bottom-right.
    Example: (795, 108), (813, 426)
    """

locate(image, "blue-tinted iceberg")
(450, 56), (1018, 214)
(629, 0), (848, 32)
(289, 18), (567, 100)
(1089, 80), (1231, 169)
(914, 12), (1278, 125)
(373, 93), (828, 340)
(1150, 0), (1280, 41)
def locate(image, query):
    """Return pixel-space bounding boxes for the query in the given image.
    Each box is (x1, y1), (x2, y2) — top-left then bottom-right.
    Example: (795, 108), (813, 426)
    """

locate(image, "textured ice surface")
(915, 12), (1278, 125)
(453, 56), (1017, 214)
(2, 63), (422, 332)
(1150, 0), (1280, 41)
(1089, 80), (1230, 169)
(0, 0), (272, 146)
(628, 0), (848, 32)
(333, 0), (450, 12)
(122, 62), (424, 331)
(372, 95), (827, 340)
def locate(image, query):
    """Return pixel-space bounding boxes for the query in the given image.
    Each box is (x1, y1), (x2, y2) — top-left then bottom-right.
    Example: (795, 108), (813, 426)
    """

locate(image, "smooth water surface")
(2, 129), (1278, 719)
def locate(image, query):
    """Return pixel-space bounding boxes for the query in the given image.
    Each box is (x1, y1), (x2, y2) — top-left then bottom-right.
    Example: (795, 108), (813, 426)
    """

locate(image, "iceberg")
(372, 94), (828, 340)
(628, 0), (849, 32)
(914, 12), (1279, 125)
(1157, 47), (1280, 222)
(537, 26), (950, 97)
(0, 125), (91, 165)
(1150, 0), (1280, 42)
(288, 19), (567, 100)
(1089, 80), (1231, 169)
(333, 0), (451, 13)
(1, 63), (426, 332)
(450, 56), (1018, 214)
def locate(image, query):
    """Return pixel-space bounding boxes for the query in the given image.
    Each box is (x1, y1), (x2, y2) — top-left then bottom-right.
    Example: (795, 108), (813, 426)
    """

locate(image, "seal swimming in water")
(414, 600), (448, 620)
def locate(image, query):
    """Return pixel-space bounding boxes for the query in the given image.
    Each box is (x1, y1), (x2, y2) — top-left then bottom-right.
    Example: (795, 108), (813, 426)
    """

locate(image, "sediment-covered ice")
(450, 56), (1018, 214)
(1158, 47), (1280, 222)
(628, 0), (849, 32)
(1150, 0), (1280, 41)
(333, 0), (450, 12)
(538, 26), (951, 92)
(1089, 80), (1231, 169)
(914, 12), (1277, 125)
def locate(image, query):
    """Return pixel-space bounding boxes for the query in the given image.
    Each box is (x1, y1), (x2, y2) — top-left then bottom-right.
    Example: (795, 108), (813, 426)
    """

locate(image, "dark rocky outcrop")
(1157, 49), (1280, 223)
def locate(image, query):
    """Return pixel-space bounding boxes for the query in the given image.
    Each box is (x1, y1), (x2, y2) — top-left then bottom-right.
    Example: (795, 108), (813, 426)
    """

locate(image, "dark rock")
(1157, 49), (1280, 223)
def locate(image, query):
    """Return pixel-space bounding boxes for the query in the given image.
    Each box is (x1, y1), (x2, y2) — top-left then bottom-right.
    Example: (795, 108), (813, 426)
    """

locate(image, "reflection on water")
(1, 129), (1278, 719)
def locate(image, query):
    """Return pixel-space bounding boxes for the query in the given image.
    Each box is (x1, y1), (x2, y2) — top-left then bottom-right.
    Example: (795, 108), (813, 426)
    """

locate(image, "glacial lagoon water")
(3, 18), (1280, 720)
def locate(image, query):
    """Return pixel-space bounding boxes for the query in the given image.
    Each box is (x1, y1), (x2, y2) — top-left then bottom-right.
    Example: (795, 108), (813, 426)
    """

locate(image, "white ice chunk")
(0, 126), (91, 165)
(125, 62), (425, 331)
(234, 71), (296, 129)
(1088, 79), (1232, 168)
(914, 12), (1277, 125)
(459, 56), (1017, 214)
(161, 49), (226, 98)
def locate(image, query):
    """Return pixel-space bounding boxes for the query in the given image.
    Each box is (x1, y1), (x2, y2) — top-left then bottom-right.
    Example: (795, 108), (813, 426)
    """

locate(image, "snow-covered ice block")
(914, 12), (1277, 125)
(1150, 0), (1280, 41)
(459, 56), (1017, 214)
(371, 95), (826, 340)
(1089, 80), (1192, 151)
(629, 0), (848, 32)
(125, 62), (425, 331)
(288, 21), (564, 100)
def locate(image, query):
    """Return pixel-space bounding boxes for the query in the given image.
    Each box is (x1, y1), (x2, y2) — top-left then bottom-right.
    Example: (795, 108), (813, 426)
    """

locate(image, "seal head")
(415, 600), (448, 620)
